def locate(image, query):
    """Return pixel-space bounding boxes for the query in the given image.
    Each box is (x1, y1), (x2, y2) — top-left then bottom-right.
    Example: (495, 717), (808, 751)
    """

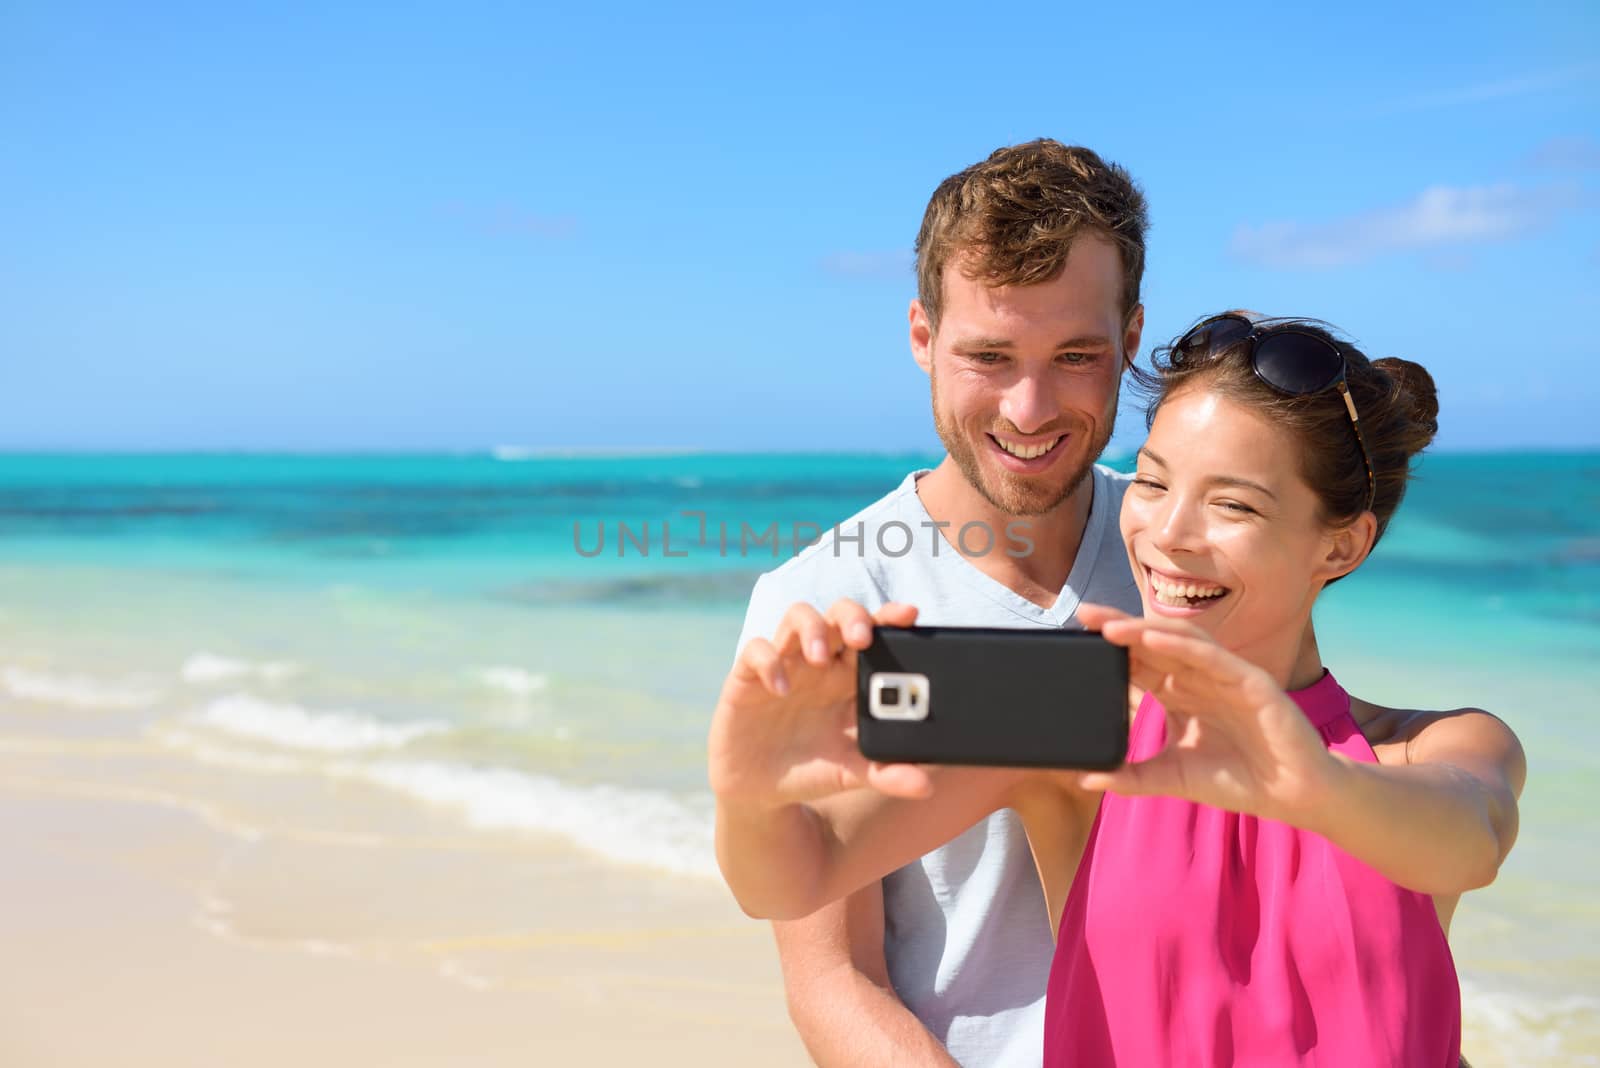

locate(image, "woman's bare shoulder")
(1349, 695), (1524, 781)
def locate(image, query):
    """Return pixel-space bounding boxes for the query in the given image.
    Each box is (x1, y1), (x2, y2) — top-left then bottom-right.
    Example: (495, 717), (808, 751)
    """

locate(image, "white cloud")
(819, 250), (914, 278)
(1385, 63), (1599, 113)
(1230, 182), (1585, 269)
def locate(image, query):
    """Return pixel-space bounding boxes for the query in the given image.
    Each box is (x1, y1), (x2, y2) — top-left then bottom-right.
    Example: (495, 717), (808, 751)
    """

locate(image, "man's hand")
(708, 598), (932, 809)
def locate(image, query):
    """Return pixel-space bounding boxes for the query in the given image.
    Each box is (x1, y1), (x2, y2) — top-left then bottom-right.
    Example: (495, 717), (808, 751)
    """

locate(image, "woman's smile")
(1141, 563), (1231, 615)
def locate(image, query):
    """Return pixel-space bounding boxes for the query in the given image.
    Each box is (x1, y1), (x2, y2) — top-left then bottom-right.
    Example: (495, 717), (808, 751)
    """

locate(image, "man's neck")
(914, 458), (1096, 609)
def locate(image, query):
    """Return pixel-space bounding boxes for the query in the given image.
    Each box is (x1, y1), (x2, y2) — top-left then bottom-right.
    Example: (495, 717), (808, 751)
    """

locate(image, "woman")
(709, 313), (1525, 1067)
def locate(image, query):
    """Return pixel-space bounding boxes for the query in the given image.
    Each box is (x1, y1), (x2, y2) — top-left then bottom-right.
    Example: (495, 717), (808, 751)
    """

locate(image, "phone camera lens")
(880, 685), (901, 705)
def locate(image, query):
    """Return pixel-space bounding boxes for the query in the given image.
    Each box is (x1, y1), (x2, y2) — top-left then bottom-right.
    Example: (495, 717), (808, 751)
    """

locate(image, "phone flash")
(868, 672), (930, 721)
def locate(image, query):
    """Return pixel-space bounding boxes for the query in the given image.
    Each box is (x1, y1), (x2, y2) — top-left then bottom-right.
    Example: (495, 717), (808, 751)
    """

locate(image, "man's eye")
(973, 352), (1004, 365)
(1058, 352), (1094, 365)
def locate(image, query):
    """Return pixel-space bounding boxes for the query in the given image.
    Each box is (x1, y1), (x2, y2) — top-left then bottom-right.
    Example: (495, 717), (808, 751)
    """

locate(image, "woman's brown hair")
(1134, 314), (1439, 549)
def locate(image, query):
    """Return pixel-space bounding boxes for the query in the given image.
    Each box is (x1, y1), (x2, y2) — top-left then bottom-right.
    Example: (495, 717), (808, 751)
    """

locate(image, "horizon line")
(0, 444), (1594, 459)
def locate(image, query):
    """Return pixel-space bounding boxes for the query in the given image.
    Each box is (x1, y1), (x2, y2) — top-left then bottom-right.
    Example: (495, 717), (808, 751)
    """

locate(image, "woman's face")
(1120, 384), (1356, 661)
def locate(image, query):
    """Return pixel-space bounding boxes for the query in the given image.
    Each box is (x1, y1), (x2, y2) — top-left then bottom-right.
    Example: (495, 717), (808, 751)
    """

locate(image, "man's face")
(910, 233), (1142, 518)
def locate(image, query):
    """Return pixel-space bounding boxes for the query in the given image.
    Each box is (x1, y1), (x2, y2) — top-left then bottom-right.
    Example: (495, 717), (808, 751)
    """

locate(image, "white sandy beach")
(0, 739), (809, 1067)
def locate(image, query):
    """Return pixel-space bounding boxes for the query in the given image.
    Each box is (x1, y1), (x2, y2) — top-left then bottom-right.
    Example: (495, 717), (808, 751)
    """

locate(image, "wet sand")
(0, 741), (808, 1068)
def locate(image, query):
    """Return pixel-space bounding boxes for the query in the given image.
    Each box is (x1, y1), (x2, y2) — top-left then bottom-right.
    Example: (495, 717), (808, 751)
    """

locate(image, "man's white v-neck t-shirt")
(735, 464), (1141, 1068)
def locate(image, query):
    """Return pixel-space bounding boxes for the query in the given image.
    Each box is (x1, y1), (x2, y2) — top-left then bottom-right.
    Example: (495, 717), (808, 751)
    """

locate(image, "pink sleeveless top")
(1044, 671), (1461, 1067)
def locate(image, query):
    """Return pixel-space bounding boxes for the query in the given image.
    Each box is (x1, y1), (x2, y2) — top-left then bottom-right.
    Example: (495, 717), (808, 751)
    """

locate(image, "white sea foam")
(1460, 975), (1600, 1065)
(180, 653), (300, 686)
(150, 725), (309, 774)
(473, 667), (549, 698)
(195, 694), (451, 753)
(341, 760), (716, 879)
(0, 666), (162, 710)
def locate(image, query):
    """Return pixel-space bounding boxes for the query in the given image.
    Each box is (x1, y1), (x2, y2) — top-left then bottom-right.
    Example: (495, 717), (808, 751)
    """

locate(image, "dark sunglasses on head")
(1173, 314), (1376, 514)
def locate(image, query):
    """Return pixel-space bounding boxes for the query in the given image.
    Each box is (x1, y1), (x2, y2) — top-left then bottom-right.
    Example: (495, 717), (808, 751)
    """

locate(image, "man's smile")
(988, 432), (1068, 472)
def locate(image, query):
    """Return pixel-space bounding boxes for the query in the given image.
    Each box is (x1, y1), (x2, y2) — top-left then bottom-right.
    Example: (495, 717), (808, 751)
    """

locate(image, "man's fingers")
(871, 602), (919, 628)
(827, 598), (877, 649)
(807, 618), (845, 665)
(873, 601), (919, 623)
(736, 637), (790, 697)
(822, 601), (921, 653)
(865, 761), (935, 799)
(774, 602), (845, 666)
(771, 603), (820, 658)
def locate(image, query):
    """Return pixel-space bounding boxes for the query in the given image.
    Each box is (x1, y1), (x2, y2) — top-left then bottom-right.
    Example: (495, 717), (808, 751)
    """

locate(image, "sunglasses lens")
(1175, 315), (1252, 365)
(1253, 332), (1344, 395)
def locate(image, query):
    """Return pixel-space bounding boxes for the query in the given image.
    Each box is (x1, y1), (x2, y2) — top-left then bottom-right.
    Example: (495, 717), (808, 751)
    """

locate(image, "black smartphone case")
(856, 626), (1128, 769)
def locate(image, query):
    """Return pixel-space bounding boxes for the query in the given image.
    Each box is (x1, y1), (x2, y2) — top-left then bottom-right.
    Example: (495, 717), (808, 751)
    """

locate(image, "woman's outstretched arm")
(1075, 606), (1526, 897)
(1303, 707), (1525, 893)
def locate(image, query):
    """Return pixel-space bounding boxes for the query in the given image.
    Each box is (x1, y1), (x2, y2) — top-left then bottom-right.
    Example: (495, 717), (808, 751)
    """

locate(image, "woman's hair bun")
(1371, 357), (1439, 455)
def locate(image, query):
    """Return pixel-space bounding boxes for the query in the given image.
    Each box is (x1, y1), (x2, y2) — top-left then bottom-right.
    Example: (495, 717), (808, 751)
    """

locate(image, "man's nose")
(998, 374), (1056, 435)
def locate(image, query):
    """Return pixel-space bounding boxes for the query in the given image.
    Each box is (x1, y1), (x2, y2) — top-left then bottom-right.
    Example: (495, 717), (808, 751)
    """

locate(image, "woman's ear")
(1318, 510), (1379, 583)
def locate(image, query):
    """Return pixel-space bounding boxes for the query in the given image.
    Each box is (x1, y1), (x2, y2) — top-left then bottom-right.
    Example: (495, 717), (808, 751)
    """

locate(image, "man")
(726, 140), (1148, 1066)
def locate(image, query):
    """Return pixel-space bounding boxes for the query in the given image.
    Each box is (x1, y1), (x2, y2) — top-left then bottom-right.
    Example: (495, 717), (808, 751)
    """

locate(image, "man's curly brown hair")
(914, 140), (1149, 331)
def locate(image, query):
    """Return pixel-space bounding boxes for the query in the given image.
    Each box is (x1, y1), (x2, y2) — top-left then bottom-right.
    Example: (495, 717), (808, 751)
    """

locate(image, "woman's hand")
(707, 599), (934, 812)
(1072, 604), (1526, 896)
(1073, 603), (1338, 825)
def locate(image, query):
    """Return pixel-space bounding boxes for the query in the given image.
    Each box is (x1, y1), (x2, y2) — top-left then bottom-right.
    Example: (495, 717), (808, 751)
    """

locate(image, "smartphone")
(856, 625), (1128, 769)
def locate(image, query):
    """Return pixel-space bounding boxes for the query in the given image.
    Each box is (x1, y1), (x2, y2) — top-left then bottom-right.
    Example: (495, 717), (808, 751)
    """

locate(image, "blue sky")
(1, 1), (1596, 453)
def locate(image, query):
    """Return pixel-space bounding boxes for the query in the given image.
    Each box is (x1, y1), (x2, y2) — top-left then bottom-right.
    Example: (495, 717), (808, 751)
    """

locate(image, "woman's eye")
(1218, 500), (1257, 516)
(1132, 477), (1165, 492)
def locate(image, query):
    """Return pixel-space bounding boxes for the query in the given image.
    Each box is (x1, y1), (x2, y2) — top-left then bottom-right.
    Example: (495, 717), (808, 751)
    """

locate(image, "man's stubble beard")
(929, 366), (1119, 520)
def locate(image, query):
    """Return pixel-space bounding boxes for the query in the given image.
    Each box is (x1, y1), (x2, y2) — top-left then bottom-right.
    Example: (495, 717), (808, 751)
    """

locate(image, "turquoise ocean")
(1, 451), (1596, 1062)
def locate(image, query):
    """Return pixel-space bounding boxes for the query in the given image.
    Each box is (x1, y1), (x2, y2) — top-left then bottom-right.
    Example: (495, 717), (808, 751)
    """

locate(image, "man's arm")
(714, 600), (1027, 920)
(774, 885), (958, 1068)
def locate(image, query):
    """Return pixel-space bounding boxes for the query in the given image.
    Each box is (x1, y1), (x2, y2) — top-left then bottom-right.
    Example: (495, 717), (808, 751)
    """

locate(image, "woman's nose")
(1151, 496), (1202, 556)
